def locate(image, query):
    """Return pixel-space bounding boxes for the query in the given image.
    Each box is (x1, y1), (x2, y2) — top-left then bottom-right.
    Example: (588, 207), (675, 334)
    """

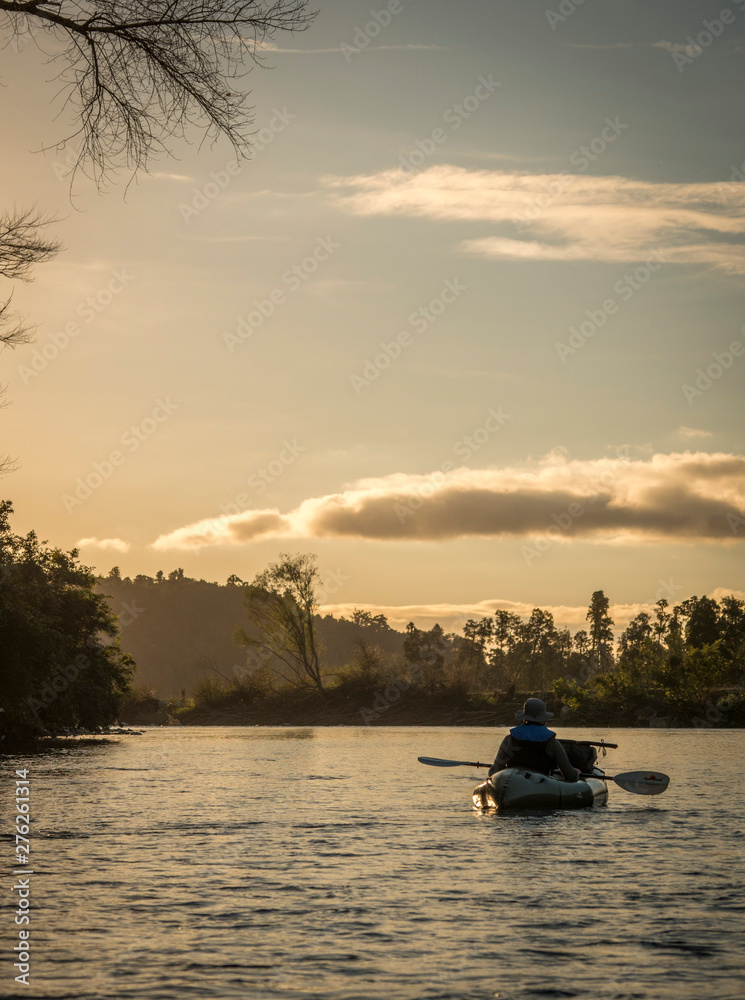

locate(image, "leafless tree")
(0, 208), (61, 473)
(0, 3), (315, 473)
(0, 1), (316, 181)
(0, 208), (61, 350)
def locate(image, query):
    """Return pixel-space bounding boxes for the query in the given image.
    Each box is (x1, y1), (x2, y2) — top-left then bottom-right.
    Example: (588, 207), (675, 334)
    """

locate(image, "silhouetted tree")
(0, 1), (316, 181)
(351, 608), (391, 631)
(681, 595), (720, 648)
(0, 3), (315, 462)
(618, 612), (653, 658)
(235, 552), (324, 690)
(0, 500), (134, 740)
(653, 598), (671, 641)
(719, 595), (745, 666)
(572, 629), (590, 656)
(0, 208), (61, 471)
(586, 590), (614, 671)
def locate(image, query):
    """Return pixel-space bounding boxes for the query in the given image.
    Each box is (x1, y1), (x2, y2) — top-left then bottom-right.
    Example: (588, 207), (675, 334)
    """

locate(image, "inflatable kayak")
(473, 767), (608, 811)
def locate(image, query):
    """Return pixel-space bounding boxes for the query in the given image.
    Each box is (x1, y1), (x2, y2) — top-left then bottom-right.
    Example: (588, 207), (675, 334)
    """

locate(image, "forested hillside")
(96, 568), (407, 696)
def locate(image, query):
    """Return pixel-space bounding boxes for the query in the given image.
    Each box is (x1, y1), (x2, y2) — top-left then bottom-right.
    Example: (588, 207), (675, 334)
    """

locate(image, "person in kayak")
(489, 698), (581, 781)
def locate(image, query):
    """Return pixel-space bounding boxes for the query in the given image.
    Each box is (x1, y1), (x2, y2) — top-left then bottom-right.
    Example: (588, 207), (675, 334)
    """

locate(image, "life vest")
(507, 723), (558, 775)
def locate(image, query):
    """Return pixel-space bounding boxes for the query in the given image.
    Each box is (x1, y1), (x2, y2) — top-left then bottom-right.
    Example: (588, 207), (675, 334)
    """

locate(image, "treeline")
(106, 553), (745, 729)
(4, 510), (743, 739)
(0, 502), (133, 742)
(168, 556), (745, 727)
(556, 595), (745, 725)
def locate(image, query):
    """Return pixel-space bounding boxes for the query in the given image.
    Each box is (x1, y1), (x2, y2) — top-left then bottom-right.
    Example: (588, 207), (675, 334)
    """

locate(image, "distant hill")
(96, 572), (407, 696)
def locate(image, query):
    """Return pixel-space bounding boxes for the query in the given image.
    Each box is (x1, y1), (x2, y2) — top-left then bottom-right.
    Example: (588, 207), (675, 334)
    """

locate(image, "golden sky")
(2, 0), (743, 630)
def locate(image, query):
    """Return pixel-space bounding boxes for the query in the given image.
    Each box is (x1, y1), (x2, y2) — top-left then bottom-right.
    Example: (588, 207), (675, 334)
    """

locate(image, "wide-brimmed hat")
(515, 697), (554, 723)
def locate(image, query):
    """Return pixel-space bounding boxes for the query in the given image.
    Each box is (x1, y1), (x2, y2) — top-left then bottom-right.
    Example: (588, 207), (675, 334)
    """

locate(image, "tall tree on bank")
(235, 553), (324, 690)
(0, 501), (134, 741)
(586, 590), (614, 672)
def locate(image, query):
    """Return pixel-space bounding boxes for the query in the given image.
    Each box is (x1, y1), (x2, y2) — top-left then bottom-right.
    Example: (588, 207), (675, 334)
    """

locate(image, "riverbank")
(119, 685), (745, 729)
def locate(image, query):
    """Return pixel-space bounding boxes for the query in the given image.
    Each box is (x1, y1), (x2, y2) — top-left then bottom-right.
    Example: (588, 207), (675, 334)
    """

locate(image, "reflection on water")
(1, 727), (743, 999)
(225, 728), (317, 741)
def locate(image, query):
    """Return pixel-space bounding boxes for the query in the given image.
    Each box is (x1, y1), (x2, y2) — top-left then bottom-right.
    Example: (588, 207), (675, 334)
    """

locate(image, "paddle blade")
(418, 756), (486, 768)
(611, 770), (670, 795)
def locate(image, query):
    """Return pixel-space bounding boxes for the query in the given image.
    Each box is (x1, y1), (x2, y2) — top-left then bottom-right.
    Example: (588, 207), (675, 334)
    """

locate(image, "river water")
(2, 726), (744, 1000)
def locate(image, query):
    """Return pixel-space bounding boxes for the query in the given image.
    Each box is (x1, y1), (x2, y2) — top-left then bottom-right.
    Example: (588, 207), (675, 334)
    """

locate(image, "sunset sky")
(2, 0), (743, 632)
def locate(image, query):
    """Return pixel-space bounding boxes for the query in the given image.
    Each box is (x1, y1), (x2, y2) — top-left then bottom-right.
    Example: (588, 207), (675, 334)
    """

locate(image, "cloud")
(709, 587), (745, 604)
(323, 165), (745, 273)
(150, 172), (195, 182)
(651, 40), (702, 55)
(319, 599), (667, 633)
(322, 590), (745, 634)
(77, 537), (130, 553)
(151, 451), (745, 550)
(255, 41), (348, 54)
(255, 41), (445, 55)
(677, 426), (714, 439)
(562, 40), (700, 55)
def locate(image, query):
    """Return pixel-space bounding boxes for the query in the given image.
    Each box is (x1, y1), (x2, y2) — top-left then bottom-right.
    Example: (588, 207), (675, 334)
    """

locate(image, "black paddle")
(417, 757), (670, 795)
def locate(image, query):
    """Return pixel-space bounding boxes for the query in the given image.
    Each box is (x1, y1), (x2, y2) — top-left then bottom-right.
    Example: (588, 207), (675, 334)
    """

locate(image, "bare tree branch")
(0, 207), (61, 283)
(0, 1), (316, 181)
(0, 208), (61, 469)
(0, 208), (61, 349)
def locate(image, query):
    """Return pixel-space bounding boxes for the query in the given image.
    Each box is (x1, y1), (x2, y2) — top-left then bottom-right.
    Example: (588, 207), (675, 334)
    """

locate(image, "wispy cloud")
(324, 165), (745, 273)
(256, 41), (347, 54)
(651, 40), (702, 55)
(677, 426), (714, 439)
(77, 537), (130, 553)
(149, 172), (195, 182)
(563, 40), (700, 54)
(151, 451), (745, 550)
(183, 234), (291, 243)
(318, 598), (692, 633)
(321, 590), (745, 633)
(255, 41), (445, 55)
